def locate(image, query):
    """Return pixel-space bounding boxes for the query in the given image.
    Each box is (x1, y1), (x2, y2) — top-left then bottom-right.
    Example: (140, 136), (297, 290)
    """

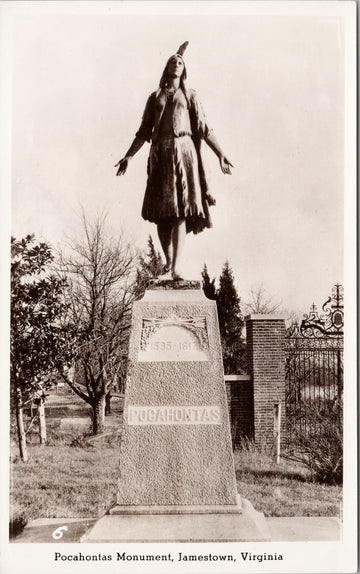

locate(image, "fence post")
(245, 314), (286, 450)
(274, 403), (281, 464)
(38, 400), (47, 445)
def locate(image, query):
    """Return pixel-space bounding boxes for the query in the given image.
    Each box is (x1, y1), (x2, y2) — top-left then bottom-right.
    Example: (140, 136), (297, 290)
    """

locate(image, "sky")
(7, 1), (354, 317)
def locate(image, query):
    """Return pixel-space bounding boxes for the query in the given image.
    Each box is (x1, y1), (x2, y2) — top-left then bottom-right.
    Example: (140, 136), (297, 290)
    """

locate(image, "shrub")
(286, 396), (343, 484)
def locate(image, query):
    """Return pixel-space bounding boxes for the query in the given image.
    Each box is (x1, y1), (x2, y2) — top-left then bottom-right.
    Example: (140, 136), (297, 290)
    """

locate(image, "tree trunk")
(15, 386), (28, 462)
(38, 400), (47, 445)
(92, 395), (106, 434)
(105, 392), (111, 416)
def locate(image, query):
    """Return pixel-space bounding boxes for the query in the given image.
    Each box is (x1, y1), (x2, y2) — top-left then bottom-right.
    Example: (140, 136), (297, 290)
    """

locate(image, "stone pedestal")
(82, 282), (271, 542)
(116, 281), (238, 508)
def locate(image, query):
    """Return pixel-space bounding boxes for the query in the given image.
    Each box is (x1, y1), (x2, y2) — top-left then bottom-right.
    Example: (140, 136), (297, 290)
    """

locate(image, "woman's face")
(167, 55), (185, 79)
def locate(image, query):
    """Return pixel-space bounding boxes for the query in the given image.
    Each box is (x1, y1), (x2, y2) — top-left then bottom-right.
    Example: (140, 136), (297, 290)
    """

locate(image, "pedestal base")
(81, 498), (271, 543)
(110, 493), (242, 515)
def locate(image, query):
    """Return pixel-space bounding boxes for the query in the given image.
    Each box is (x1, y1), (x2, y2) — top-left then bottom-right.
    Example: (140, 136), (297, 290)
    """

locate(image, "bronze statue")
(115, 42), (233, 280)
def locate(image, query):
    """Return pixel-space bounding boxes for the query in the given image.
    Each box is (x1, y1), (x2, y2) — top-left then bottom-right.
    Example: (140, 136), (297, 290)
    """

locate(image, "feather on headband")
(176, 42), (189, 57)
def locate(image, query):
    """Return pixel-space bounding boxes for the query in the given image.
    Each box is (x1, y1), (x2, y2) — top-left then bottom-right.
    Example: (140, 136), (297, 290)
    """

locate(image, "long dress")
(138, 88), (213, 235)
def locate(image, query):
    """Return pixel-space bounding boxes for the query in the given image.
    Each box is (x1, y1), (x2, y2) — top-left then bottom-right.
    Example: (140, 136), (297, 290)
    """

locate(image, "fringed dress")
(136, 87), (213, 235)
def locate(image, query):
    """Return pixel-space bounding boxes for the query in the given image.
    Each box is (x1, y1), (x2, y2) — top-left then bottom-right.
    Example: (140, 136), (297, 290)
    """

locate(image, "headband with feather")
(176, 41), (189, 57)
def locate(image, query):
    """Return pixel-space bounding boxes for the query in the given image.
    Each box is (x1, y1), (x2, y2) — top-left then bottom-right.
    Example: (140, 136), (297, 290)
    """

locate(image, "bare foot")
(162, 263), (171, 273)
(158, 270), (172, 280)
(172, 270), (184, 281)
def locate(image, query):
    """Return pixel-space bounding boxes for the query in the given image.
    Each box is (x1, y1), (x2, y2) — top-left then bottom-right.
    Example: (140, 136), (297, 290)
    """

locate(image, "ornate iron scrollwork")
(286, 284), (344, 348)
(300, 283), (343, 338)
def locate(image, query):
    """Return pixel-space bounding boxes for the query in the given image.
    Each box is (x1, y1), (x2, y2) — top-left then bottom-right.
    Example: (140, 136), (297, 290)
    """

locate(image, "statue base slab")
(81, 498), (271, 542)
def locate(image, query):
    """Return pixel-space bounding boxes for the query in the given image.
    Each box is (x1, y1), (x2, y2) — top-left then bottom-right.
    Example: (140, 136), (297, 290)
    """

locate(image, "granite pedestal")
(82, 281), (270, 542)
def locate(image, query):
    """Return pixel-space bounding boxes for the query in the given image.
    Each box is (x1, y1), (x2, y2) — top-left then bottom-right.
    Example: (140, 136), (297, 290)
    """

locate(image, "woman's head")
(159, 42), (189, 89)
(159, 54), (187, 88)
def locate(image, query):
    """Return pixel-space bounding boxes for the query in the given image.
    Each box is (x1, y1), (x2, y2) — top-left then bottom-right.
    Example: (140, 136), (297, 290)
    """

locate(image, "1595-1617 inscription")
(127, 405), (221, 425)
(149, 340), (199, 352)
(138, 316), (210, 362)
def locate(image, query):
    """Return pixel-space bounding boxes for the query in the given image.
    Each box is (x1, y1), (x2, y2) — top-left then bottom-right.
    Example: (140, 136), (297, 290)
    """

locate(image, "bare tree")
(57, 213), (138, 434)
(244, 284), (282, 315)
(283, 308), (301, 329)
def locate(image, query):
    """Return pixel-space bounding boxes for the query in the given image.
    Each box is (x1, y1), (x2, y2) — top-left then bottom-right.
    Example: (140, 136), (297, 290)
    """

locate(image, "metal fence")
(285, 284), (343, 449)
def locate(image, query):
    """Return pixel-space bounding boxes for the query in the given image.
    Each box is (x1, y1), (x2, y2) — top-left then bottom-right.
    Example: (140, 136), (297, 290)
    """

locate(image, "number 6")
(52, 525), (68, 539)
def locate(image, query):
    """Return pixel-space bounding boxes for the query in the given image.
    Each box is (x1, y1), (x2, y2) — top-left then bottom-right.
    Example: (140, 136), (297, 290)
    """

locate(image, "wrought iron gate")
(285, 284), (343, 449)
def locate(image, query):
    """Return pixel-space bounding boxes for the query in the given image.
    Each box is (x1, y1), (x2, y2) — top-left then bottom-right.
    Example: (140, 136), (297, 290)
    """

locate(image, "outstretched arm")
(115, 136), (146, 176)
(204, 131), (233, 175)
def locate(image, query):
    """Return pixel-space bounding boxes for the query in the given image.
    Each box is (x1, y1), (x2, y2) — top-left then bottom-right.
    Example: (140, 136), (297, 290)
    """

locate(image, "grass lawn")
(10, 388), (342, 530)
(234, 448), (342, 518)
(10, 443), (120, 523)
(10, 438), (342, 529)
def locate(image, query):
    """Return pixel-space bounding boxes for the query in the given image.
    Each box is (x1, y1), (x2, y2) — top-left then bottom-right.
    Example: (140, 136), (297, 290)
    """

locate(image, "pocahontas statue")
(115, 42), (233, 280)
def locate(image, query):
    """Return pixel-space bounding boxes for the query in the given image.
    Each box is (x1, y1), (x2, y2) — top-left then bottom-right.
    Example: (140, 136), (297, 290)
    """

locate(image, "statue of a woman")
(115, 42), (233, 280)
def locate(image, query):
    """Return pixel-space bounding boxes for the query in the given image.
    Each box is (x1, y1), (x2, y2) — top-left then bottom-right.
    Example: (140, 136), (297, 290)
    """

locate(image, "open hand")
(115, 157), (130, 176)
(219, 156), (233, 175)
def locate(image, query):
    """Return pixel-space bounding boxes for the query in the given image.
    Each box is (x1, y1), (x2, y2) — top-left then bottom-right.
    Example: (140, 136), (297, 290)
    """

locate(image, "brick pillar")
(245, 315), (286, 449)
